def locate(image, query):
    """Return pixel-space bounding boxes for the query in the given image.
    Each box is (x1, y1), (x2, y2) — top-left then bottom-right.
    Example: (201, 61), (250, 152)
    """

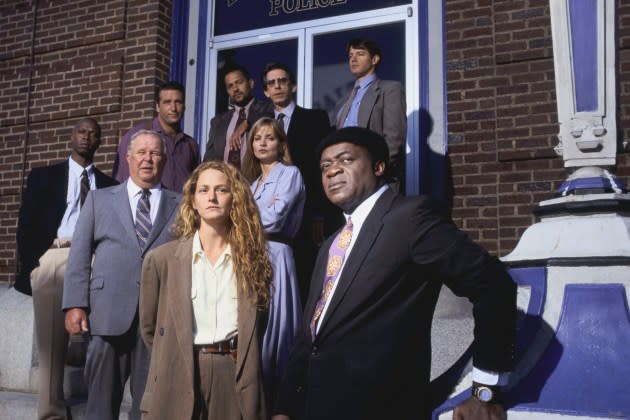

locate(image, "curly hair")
(172, 161), (273, 308)
(241, 117), (293, 183)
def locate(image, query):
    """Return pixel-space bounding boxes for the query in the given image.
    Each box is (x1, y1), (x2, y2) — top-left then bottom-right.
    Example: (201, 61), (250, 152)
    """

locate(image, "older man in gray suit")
(63, 130), (181, 420)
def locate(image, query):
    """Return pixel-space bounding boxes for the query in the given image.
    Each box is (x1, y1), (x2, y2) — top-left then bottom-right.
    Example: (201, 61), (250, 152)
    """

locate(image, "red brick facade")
(0, 1), (173, 284)
(447, 0), (630, 254)
(1, 1), (629, 284)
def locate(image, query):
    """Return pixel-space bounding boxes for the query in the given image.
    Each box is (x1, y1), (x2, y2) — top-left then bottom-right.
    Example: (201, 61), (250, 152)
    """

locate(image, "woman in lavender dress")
(242, 117), (305, 403)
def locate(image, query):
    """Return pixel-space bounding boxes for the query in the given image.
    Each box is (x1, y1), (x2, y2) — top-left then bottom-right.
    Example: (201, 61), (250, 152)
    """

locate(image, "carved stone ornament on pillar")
(550, 0), (617, 168)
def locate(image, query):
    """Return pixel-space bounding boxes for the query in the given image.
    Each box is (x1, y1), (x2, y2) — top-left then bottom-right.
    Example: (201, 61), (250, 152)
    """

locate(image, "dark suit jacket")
(62, 181), (181, 336)
(333, 78), (407, 183)
(275, 189), (516, 420)
(203, 98), (273, 162)
(286, 105), (338, 233)
(15, 161), (118, 295)
(139, 238), (267, 420)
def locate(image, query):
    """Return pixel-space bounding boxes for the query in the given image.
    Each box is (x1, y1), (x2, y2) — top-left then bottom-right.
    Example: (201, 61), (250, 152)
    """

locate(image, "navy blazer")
(275, 189), (516, 420)
(15, 161), (118, 295)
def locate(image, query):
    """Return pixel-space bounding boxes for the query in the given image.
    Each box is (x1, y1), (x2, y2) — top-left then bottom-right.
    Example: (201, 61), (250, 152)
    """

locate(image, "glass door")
(306, 13), (418, 194)
(202, 8), (418, 192)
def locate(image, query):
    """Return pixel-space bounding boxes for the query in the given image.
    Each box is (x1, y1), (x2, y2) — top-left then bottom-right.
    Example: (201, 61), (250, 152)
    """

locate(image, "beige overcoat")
(139, 237), (268, 420)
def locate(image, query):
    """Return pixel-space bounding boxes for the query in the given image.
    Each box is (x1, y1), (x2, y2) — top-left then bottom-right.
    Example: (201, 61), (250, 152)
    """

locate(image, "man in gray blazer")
(63, 130), (181, 420)
(333, 38), (407, 189)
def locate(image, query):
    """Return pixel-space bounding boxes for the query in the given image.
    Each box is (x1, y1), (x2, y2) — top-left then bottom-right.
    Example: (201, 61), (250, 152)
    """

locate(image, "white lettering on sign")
(269, 0), (347, 17)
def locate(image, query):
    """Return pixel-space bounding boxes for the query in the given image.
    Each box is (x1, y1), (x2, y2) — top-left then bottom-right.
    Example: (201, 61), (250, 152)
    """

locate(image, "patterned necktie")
(277, 112), (285, 133)
(336, 83), (360, 128)
(80, 169), (90, 207)
(135, 189), (152, 248)
(310, 217), (353, 339)
(228, 107), (246, 169)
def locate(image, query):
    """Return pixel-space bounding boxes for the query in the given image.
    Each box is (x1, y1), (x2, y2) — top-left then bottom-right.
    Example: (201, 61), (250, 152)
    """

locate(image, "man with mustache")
(203, 64), (273, 167)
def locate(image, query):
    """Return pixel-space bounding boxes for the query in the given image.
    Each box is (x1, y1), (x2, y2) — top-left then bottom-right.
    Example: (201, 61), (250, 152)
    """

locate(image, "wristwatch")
(472, 382), (501, 404)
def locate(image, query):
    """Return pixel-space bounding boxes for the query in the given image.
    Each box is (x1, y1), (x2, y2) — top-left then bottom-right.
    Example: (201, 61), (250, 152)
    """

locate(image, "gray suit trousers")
(84, 322), (149, 420)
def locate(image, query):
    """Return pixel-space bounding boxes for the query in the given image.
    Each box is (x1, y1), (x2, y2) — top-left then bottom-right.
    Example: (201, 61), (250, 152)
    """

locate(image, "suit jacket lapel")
(316, 189), (396, 338)
(216, 110), (234, 156)
(304, 234), (335, 322)
(52, 162), (70, 222)
(112, 182), (139, 247)
(286, 106), (303, 142)
(358, 79), (381, 127)
(171, 238), (195, 376)
(144, 190), (178, 252)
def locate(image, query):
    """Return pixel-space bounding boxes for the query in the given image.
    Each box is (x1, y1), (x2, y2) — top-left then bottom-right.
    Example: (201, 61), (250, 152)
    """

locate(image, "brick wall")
(1, 1), (629, 285)
(0, 0), (173, 284)
(446, 0), (630, 255)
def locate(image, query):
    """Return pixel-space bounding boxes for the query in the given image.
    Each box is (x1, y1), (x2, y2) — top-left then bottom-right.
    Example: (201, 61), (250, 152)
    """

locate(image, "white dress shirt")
(190, 231), (239, 344)
(126, 178), (161, 224)
(274, 101), (296, 134)
(57, 157), (96, 238)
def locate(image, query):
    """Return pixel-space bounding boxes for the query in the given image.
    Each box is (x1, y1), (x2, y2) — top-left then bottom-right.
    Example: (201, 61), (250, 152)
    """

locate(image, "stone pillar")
(432, 1), (630, 418)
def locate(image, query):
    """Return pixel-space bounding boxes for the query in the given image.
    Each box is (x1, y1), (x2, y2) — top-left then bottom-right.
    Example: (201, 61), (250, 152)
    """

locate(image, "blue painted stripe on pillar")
(194, 0), (209, 145)
(169, 1), (189, 84)
(569, 0), (598, 112)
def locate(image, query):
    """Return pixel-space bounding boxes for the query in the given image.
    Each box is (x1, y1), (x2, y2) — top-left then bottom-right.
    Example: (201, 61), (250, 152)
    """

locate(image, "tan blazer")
(139, 238), (268, 420)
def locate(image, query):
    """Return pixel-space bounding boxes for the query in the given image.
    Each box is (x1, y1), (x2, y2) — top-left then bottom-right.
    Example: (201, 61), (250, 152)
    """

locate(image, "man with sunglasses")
(261, 62), (337, 302)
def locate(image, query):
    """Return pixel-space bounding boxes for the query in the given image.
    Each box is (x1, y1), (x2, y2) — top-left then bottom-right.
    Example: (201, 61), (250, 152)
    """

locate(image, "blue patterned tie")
(135, 189), (152, 248)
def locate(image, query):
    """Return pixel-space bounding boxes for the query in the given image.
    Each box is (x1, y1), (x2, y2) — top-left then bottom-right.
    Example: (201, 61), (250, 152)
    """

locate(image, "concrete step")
(0, 391), (132, 420)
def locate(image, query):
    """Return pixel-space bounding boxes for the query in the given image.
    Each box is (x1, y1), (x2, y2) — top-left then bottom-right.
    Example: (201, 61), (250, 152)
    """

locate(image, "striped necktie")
(80, 169), (90, 207)
(135, 189), (152, 248)
(277, 112), (286, 133)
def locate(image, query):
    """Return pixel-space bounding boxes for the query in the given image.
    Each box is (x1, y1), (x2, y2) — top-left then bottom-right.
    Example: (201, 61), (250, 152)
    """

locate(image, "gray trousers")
(84, 320), (149, 420)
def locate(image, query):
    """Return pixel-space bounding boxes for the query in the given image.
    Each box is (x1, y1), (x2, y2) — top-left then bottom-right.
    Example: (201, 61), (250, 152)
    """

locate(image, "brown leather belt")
(49, 239), (71, 249)
(195, 336), (238, 355)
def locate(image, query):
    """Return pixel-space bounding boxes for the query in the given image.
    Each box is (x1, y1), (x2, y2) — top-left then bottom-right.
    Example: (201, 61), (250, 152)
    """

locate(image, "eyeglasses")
(265, 77), (289, 88)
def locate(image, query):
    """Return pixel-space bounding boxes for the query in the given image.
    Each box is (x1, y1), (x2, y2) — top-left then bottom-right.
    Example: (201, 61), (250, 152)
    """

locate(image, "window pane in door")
(311, 22), (406, 122)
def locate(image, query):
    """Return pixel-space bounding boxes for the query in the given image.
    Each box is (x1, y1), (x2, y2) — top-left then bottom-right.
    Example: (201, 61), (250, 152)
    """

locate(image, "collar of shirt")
(275, 101), (295, 132)
(192, 230), (233, 267)
(126, 178), (162, 222)
(68, 156), (94, 180)
(232, 97), (255, 115)
(342, 183), (389, 242)
(67, 157), (94, 200)
(274, 101), (296, 119)
(151, 117), (184, 143)
(357, 73), (378, 91)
